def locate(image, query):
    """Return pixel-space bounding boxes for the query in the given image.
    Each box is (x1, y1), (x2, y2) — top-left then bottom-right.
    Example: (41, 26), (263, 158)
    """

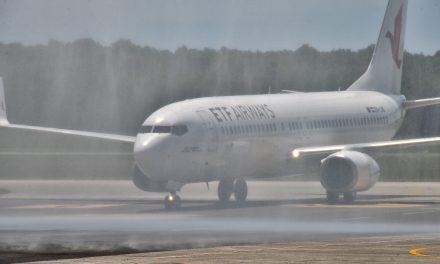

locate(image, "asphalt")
(0, 180), (439, 263)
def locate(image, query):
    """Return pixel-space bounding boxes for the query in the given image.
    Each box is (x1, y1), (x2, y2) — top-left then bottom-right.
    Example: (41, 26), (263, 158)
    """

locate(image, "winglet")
(0, 77), (10, 126)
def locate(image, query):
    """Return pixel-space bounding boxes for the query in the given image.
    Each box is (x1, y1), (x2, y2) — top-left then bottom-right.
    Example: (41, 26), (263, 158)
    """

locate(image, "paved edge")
(23, 235), (440, 264)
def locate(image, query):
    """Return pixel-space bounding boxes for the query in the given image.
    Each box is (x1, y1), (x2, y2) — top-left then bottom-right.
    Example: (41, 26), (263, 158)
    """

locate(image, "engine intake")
(320, 151), (380, 193)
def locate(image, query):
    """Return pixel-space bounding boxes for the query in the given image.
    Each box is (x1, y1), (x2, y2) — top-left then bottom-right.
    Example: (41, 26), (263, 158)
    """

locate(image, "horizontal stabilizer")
(402, 97), (440, 110)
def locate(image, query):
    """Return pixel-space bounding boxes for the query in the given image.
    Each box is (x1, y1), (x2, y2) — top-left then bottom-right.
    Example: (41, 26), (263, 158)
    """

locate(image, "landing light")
(292, 149), (300, 159)
(168, 196), (174, 201)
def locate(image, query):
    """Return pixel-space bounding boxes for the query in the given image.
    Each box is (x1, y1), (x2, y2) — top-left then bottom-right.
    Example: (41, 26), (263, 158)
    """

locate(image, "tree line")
(0, 39), (438, 137)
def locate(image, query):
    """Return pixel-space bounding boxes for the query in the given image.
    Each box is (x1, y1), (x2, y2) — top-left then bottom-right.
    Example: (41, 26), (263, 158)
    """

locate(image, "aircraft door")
(196, 110), (219, 152)
(301, 117), (311, 141)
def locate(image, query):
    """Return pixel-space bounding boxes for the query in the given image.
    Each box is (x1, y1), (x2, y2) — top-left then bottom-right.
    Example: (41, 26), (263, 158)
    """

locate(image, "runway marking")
(12, 203), (125, 209)
(409, 247), (440, 259)
(402, 210), (438, 215)
(286, 203), (425, 209)
(336, 216), (370, 221)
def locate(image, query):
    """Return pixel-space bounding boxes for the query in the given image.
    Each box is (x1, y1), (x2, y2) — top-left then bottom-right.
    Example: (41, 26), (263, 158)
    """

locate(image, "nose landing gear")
(164, 192), (181, 210)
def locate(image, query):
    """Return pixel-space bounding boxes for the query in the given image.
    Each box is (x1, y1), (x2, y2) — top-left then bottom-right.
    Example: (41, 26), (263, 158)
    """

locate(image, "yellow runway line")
(409, 247), (440, 259)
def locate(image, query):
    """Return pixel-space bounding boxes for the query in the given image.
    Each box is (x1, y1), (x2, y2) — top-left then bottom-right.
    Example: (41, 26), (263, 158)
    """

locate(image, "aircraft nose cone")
(134, 134), (156, 153)
(134, 134), (165, 179)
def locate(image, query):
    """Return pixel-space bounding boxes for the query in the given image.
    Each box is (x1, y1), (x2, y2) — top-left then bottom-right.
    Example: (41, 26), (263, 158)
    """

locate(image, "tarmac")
(0, 180), (438, 263)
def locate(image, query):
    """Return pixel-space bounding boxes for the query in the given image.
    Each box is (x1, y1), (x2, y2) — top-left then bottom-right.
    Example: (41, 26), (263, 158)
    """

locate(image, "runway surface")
(0, 180), (439, 263)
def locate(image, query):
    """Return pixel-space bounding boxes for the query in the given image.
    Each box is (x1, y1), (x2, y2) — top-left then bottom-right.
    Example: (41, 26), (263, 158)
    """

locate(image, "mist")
(0, 41), (439, 180)
(0, 41), (439, 135)
(0, 1), (439, 262)
(1, 216), (437, 253)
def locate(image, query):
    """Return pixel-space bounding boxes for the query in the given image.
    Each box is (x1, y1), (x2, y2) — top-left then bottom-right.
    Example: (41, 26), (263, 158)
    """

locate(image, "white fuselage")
(133, 91), (405, 185)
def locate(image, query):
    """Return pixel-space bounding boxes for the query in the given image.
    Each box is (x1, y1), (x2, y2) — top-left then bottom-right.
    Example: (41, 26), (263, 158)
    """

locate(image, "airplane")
(1, 0), (440, 210)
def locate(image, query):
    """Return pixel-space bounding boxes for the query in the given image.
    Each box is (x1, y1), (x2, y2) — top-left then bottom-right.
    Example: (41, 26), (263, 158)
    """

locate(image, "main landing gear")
(326, 191), (357, 204)
(217, 178), (248, 204)
(162, 178), (249, 210)
(164, 192), (181, 210)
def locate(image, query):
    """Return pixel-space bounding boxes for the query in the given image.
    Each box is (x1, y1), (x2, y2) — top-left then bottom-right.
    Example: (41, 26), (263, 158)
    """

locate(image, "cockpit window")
(152, 126), (171, 133)
(171, 125), (188, 136)
(139, 125), (153, 133)
(138, 125), (188, 136)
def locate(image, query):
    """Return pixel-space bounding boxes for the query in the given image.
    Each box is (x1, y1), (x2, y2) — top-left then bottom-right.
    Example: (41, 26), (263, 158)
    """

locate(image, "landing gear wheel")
(326, 191), (340, 204)
(164, 194), (181, 210)
(343, 192), (357, 203)
(233, 178), (248, 203)
(218, 178), (234, 202)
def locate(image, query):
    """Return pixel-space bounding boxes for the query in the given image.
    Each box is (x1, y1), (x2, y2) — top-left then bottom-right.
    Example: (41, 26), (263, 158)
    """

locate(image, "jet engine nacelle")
(132, 166), (168, 193)
(320, 151), (380, 193)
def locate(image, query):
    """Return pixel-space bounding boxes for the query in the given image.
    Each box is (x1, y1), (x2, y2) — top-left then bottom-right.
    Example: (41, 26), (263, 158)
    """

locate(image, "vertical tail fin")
(348, 0), (408, 95)
(0, 77), (9, 125)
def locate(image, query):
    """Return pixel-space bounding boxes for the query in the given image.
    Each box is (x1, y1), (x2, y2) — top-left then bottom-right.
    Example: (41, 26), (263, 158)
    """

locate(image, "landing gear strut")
(164, 192), (181, 210)
(343, 192), (357, 203)
(217, 178), (248, 204)
(326, 191), (340, 204)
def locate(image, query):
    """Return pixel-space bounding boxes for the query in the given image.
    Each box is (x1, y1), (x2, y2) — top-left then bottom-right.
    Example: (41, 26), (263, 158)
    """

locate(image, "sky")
(0, 0), (439, 54)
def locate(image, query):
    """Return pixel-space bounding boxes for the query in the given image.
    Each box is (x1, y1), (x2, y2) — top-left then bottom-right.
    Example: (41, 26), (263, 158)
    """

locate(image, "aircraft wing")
(292, 137), (440, 159)
(2, 123), (136, 143)
(0, 77), (136, 144)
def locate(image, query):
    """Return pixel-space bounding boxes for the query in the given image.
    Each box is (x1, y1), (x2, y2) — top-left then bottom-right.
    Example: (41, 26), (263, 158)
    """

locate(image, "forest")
(0, 39), (439, 137)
